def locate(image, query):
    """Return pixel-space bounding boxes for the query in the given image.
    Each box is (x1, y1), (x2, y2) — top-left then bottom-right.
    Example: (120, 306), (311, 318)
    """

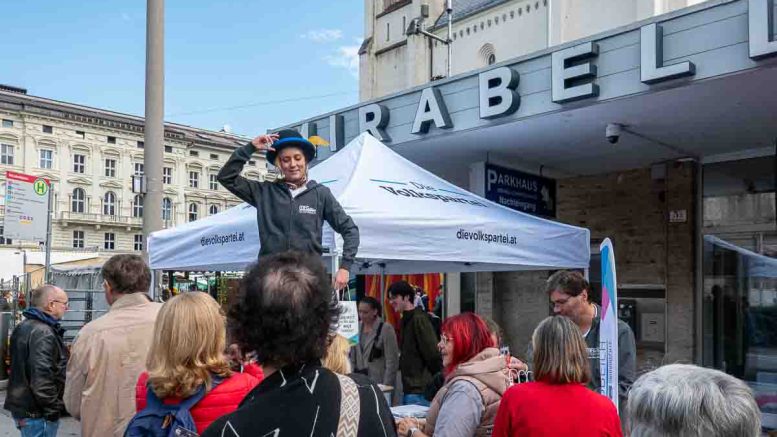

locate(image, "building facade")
(360, 0), (708, 100)
(0, 86), (268, 254)
(287, 0), (777, 428)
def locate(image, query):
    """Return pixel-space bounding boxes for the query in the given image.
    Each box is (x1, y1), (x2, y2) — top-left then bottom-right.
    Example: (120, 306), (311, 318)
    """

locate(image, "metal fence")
(50, 265), (108, 342)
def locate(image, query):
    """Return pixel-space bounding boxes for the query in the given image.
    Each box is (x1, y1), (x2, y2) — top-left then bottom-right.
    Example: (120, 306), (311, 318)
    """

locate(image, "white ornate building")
(0, 85), (269, 254)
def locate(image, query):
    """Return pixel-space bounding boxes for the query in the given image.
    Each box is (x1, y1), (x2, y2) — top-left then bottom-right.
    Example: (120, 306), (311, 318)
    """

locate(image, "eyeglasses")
(440, 334), (452, 347)
(51, 299), (69, 308)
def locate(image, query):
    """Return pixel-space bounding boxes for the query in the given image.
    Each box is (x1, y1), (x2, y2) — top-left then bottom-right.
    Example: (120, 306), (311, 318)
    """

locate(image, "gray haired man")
(626, 364), (761, 436)
(4, 285), (69, 437)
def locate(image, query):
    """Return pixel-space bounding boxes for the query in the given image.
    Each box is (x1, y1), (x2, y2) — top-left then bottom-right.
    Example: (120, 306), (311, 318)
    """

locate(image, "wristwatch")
(407, 427), (420, 437)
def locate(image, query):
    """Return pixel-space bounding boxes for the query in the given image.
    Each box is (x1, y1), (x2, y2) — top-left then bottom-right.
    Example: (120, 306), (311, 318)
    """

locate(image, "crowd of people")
(2, 250), (764, 437)
(1, 129), (764, 436)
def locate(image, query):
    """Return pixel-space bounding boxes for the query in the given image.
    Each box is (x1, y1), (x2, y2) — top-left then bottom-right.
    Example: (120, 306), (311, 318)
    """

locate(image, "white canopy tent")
(149, 133), (590, 274)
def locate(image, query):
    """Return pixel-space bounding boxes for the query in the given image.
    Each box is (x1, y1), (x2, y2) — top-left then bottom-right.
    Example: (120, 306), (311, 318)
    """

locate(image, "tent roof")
(149, 133), (590, 273)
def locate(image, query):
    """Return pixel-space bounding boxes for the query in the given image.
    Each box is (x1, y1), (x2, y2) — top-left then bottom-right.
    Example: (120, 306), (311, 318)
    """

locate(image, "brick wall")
(491, 162), (697, 364)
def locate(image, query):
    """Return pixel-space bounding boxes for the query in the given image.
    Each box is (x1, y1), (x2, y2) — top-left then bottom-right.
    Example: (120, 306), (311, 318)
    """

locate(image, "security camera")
(606, 123), (622, 144)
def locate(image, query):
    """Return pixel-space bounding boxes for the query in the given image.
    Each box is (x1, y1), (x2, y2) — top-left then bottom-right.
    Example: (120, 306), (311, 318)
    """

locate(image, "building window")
(248, 160), (256, 166)
(73, 154), (86, 173)
(134, 163), (144, 176)
(1, 144), (14, 165)
(104, 233), (115, 250)
(133, 194), (144, 218)
(209, 174), (218, 190)
(2, 119), (12, 128)
(137, 141), (144, 148)
(402, 16), (406, 34)
(107, 136), (116, 144)
(488, 54), (496, 65)
(188, 203), (198, 222)
(0, 226), (13, 245)
(75, 130), (85, 139)
(386, 22), (390, 41)
(134, 234), (143, 251)
(162, 197), (172, 221)
(165, 145), (173, 153)
(163, 167), (172, 184)
(189, 171), (199, 188)
(72, 188), (85, 213)
(210, 153), (219, 160)
(72, 230), (85, 249)
(103, 191), (116, 216)
(209, 204), (219, 215)
(189, 150), (199, 157)
(495, 16), (499, 24)
(42, 125), (53, 134)
(105, 158), (116, 177)
(39, 149), (53, 169)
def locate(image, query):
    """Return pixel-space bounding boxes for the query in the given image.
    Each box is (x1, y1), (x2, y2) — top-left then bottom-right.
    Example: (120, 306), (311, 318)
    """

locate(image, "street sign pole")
(43, 187), (53, 283)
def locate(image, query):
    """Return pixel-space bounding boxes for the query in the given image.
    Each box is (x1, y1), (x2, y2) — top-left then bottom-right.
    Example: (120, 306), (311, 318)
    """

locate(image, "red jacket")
(492, 381), (622, 437)
(136, 371), (261, 434)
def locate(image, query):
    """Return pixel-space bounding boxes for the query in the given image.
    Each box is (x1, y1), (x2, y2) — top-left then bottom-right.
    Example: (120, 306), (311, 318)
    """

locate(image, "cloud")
(300, 29), (343, 43)
(324, 45), (360, 79)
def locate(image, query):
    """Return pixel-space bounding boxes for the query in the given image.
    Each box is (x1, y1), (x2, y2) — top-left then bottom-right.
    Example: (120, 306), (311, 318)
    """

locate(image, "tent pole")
(331, 252), (340, 295)
(379, 264), (386, 319)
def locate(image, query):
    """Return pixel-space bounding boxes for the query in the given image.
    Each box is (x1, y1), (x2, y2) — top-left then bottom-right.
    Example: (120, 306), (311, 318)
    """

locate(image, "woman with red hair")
(397, 313), (510, 437)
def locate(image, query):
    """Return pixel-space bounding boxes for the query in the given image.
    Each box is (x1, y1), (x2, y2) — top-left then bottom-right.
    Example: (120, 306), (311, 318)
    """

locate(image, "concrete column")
(494, 271), (549, 359)
(144, 0), (164, 298)
(475, 272), (495, 319)
(446, 272), (461, 316)
(665, 161), (696, 363)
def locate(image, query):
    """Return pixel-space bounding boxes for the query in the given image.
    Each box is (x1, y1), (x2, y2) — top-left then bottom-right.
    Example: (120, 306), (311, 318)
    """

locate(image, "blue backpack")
(124, 377), (222, 437)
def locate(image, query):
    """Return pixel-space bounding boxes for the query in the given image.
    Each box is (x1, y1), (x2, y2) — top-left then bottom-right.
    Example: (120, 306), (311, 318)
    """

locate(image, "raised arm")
(218, 134), (278, 206)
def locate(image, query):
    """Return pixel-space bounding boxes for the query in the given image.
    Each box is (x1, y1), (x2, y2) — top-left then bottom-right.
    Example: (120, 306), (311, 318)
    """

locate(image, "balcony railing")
(58, 211), (143, 226)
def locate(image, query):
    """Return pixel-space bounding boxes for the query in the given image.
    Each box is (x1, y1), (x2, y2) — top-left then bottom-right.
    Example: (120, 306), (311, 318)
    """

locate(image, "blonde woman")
(134, 292), (260, 434)
(492, 315), (622, 437)
(322, 334), (352, 375)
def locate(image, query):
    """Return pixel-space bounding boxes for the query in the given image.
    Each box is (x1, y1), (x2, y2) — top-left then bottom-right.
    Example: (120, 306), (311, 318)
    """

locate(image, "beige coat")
(349, 318), (399, 386)
(64, 293), (162, 437)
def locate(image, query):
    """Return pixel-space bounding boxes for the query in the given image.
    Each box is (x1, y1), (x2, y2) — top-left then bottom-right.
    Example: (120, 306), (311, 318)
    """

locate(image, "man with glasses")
(4, 285), (69, 437)
(539, 270), (636, 408)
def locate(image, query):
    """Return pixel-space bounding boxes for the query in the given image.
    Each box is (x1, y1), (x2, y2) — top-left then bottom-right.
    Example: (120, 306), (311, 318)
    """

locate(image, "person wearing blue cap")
(217, 129), (359, 290)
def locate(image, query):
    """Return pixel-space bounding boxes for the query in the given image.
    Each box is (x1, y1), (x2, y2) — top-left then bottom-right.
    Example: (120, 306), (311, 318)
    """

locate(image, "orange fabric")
(365, 273), (443, 330)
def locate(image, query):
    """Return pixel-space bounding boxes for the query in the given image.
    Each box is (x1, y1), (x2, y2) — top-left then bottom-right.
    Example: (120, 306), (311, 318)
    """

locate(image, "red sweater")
(492, 381), (622, 437)
(136, 371), (261, 434)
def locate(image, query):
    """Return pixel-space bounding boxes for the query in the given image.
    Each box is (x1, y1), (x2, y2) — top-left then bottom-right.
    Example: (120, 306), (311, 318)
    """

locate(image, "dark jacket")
(399, 307), (442, 394)
(4, 309), (68, 420)
(201, 362), (397, 437)
(218, 142), (360, 270)
(526, 303), (636, 407)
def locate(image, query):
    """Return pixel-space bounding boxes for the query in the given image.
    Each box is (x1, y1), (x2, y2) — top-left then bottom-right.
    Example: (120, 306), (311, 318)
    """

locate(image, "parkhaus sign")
(298, 0), (777, 149)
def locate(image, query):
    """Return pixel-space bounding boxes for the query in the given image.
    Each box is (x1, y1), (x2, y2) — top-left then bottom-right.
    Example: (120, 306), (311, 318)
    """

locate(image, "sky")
(0, 0), (364, 137)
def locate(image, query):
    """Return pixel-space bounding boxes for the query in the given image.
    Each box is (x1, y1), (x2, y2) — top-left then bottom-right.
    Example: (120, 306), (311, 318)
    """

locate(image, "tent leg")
(379, 264), (386, 319)
(331, 253), (340, 298)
